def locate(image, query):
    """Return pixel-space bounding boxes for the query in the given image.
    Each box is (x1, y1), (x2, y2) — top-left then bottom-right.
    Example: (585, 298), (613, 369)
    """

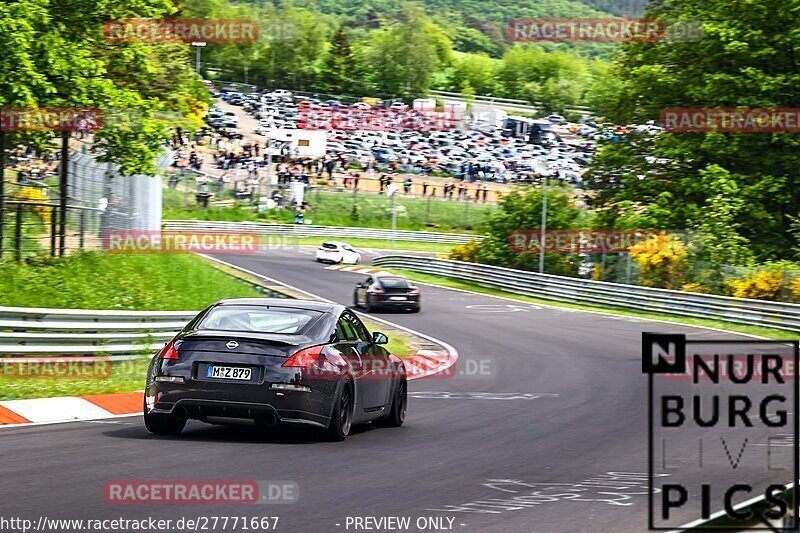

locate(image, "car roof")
(373, 273), (407, 280)
(214, 298), (344, 314)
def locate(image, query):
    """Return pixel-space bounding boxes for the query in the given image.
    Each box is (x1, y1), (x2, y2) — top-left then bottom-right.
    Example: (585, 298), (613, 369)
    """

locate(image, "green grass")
(384, 269), (800, 340)
(164, 189), (495, 233)
(0, 252), (264, 310)
(0, 358), (150, 401)
(287, 236), (456, 254)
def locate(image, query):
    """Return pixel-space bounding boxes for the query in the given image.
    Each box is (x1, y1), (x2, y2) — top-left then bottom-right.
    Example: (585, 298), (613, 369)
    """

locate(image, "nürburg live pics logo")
(643, 333), (799, 530)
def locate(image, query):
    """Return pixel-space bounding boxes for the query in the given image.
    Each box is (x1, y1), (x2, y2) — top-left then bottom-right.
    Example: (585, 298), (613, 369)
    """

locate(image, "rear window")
(322, 243), (339, 250)
(199, 306), (321, 334)
(378, 277), (411, 289)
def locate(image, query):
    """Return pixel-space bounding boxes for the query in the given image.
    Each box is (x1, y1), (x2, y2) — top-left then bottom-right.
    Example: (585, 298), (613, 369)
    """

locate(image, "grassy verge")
(385, 269), (800, 340)
(0, 358), (150, 401)
(0, 252), (264, 310)
(164, 188), (494, 233)
(275, 236), (456, 254)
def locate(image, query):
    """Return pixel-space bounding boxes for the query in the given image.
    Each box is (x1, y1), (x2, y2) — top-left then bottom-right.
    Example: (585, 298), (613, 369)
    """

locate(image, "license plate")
(207, 366), (252, 381)
(389, 296), (407, 301)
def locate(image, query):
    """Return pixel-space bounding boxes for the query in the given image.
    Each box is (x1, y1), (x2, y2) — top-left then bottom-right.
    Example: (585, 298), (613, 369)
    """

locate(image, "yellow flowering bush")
(729, 270), (785, 300)
(680, 282), (707, 293)
(449, 239), (482, 263)
(630, 233), (687, 289)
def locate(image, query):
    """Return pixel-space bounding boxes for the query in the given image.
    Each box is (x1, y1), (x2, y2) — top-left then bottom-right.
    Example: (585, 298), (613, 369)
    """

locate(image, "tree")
(319, 25), (358, 94)
(0, 0), (198, 175)
(590, 0), (800, 261)
(468, 187), (588, 274)
(692, 165), (753, 267)
(364, 3), (453, 98)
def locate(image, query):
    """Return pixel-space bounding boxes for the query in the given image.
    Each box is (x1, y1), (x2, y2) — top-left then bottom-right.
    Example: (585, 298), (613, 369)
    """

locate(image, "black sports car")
(144, 299), (407, 441)
(353, 274), (421, 312)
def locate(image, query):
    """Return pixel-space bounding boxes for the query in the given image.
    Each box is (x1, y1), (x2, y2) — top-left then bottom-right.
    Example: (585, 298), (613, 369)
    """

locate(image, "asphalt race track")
(0, 247), (787, 532)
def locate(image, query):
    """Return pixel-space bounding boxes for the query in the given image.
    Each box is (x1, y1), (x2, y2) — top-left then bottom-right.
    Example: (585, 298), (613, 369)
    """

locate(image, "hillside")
(259, 0), (649, 56)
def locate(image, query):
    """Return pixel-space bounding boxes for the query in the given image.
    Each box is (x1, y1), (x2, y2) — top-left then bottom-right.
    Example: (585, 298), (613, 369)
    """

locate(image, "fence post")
(0, 129), (5, 260)
(50, 205), (57, 256)
(14, 203), (22, 262)
(79, 209), (86, 249)
(58, 131), (69, 256)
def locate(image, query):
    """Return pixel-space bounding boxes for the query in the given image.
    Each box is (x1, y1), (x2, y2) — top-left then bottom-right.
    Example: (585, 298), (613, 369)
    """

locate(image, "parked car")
(546, 114), (567, 125)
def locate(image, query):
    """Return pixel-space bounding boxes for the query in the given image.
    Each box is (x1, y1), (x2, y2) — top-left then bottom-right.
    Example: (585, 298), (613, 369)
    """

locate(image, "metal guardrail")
(163, 220), (478, 245)
(429, 90), (596, 117)
(372, 255), (800, 333)
(0, 277), (289, 356)
(0, 307), (196, 356)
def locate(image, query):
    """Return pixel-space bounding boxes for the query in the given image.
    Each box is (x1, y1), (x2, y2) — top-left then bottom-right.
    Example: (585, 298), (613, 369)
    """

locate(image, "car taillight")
(283, 345), (324, 367)
(159, 341), (179, 360)
(409, 289), (421, 295)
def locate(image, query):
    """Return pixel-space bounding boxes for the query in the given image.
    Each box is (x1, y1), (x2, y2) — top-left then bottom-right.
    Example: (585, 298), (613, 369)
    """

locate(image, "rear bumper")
(370, 296), (420, 308)
(151, 397), (328, 428)
(148, 379), (338, 428)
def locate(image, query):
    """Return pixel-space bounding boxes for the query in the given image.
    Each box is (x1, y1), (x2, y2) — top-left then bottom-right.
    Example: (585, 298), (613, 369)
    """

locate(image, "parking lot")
(205, 87), (599, 188)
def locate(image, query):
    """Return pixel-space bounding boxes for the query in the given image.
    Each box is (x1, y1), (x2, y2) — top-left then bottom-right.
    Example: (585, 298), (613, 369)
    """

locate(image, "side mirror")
(372, 332), (389, 345)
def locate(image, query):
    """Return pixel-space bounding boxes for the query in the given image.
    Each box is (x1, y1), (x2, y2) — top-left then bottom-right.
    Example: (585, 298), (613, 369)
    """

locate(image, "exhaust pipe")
(260, 412), (279, 427)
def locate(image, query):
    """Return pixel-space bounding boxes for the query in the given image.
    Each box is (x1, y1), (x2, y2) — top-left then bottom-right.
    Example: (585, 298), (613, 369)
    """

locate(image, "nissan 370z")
(144, 299), (407, 441)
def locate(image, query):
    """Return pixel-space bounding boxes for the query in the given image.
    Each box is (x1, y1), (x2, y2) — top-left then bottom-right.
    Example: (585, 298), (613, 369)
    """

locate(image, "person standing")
(422, 181), (429, 196)
(354, 173), (361, 190)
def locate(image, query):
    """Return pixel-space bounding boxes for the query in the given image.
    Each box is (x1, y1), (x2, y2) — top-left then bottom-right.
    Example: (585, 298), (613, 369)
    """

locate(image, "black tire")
(410, 305), (420, 313)
(324, 381), (354, 441)
(364, 296), (374, 312)
(143, 398), (186, 436)
(378, 378), (407, 427)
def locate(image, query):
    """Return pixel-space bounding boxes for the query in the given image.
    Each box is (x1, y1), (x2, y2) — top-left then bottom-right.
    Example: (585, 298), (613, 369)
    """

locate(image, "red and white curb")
(405, 350), (457, 380)
(0, 392), (144, 427)
(326, 264), (393, 276)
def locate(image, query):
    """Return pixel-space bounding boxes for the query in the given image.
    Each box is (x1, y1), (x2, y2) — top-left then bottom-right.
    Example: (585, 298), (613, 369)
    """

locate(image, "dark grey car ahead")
(144, 299), (407, 441)
(353, 274), (421, 312)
